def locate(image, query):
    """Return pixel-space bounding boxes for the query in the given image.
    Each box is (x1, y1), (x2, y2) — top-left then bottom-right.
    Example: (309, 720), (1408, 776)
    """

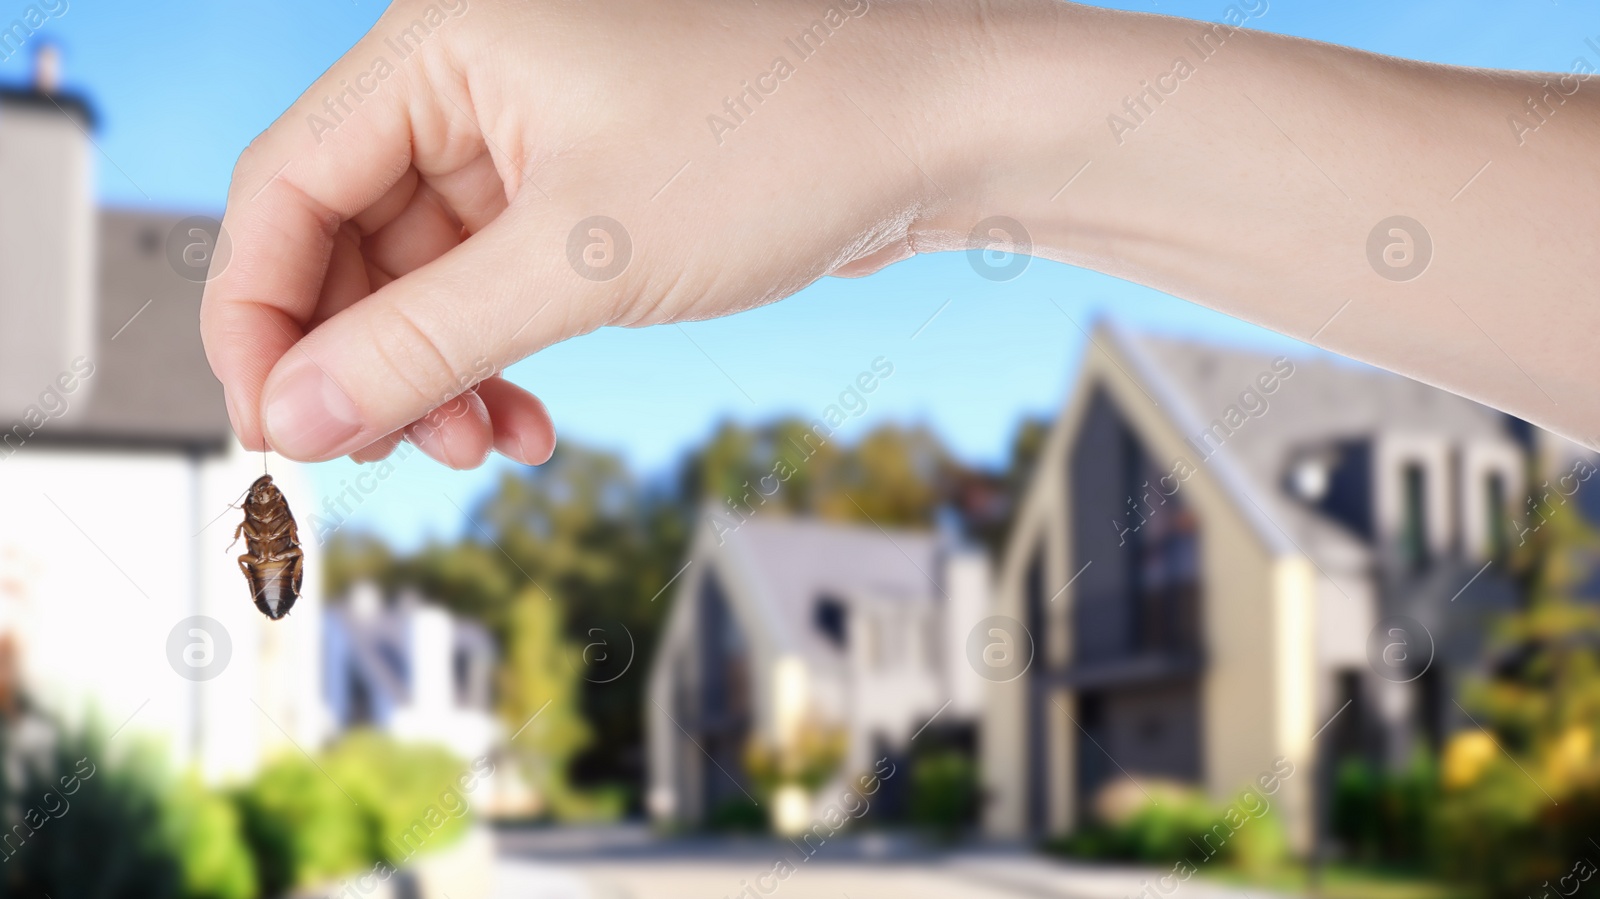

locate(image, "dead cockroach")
(232, 474), (304, 620)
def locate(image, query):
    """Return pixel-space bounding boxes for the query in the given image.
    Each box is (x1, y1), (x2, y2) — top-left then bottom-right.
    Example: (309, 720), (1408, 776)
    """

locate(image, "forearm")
(925, 1), (1600, 445)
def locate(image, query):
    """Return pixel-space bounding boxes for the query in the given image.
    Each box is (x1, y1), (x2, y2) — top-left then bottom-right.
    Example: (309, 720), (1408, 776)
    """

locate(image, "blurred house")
(0, 56), (325, 781)
(646, 516), (990, 828)
(983, 322), (1530, 851)
(324, 581), (498, 761)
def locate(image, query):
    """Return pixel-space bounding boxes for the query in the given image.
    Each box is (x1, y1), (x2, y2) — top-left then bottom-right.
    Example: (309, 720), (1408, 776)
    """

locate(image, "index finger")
(200, 30), (418, 452)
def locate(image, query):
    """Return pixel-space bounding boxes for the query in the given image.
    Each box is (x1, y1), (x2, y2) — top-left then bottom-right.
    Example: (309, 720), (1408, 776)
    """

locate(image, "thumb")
(259, 205), (619, 461)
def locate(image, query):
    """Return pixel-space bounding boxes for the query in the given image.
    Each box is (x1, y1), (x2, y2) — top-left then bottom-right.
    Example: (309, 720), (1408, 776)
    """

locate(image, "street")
(489, 826), (1290, 899)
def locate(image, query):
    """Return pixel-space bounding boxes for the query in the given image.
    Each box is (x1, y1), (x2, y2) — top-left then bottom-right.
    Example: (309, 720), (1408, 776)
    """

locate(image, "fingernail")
(407, 421), (446, 461)
(264, 360), (362, 459)
(521, 431), (555, 466)
(223, 389), (244, 447)
(411, 420), (491, 470)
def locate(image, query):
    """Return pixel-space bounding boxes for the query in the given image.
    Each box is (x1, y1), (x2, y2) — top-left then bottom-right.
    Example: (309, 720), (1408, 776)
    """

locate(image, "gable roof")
(712, 517), (951, 664)
(1098, 322), (1522, 569)
(23, 208), (232, 453)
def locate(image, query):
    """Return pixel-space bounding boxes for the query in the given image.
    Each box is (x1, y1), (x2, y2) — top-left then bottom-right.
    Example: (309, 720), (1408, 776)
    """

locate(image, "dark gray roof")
(26, 208), (231, 453)
(1129, 329), (1516, 448)
(717, 517), (947, 661)
(0, 88), (96, 129)
(1105, 323), (1522, 566)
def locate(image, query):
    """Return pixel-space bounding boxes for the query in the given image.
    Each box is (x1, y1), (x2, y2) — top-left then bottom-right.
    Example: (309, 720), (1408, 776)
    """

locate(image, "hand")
(206, 0), (1600, 464)
(200, 0), (982, 467)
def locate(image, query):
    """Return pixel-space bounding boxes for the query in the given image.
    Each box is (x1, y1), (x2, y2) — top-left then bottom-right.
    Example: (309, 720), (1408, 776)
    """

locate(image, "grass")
(1201, 862), (1481, 899)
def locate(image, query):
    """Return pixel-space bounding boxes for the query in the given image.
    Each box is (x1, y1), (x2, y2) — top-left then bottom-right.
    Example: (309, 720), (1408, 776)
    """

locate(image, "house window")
(1401, 463), (1430, 570)
(1118, 430), (1201, 656)
(813, 595), (848, 649)
(1025, 544), (1046, 670)
(699, 572), (749, 723)
(1135, 504), (1200, 654)
(1329, 669), (1366, 762)
(1485, 472), (1509, 559)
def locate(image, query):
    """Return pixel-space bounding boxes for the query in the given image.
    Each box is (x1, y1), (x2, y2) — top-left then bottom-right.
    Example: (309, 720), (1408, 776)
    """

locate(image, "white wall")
(0, 444), (326, 783)
(389, 601), (498, 760)
(196, 447), (328, 782)
(0, 103), (94, 419)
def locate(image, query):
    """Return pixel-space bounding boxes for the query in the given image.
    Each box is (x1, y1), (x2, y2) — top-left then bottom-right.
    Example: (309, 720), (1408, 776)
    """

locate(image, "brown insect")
(232, 474), (304, 620)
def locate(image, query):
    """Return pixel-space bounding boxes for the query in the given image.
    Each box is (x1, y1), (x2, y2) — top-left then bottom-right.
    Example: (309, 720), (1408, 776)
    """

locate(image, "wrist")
(902, 0), (1106, 252)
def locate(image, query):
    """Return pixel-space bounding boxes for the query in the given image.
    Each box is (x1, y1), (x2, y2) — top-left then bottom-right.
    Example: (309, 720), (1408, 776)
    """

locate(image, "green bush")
(1331, 752), (1438, 865)
(232, 730), (482, 894)
(1224, 805), (1290, 878)
(908, 750), (979, 838)
(705, 797), (768, 833)
(1119, 790), (1219, 862)
(166, 777), (258, 899)
(324, 731), (477, 864)
(0, 726), (184, 898)
(1046, 781), (1289, 873)
(232, 751), (371, 895)
(545, 780), (628, 823)
(0, 723), (481, 899)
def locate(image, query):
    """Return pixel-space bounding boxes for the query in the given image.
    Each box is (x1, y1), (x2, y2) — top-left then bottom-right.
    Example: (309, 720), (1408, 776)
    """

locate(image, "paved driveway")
(494, 858), (1056, 899)
(490, 826), (1293, 899)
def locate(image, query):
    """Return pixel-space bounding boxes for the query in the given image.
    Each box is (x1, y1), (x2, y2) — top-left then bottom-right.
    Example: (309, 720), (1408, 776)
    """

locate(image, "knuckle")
(377, 305), (472, 412)
(228, 133), (271, 197)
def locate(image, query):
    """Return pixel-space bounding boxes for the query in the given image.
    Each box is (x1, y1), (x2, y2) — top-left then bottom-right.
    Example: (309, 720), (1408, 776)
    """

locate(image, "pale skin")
(199, 0), (1600, 469)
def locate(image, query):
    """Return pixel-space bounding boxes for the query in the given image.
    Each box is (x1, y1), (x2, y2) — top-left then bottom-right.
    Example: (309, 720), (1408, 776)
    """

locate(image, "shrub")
(1331, 751), (1437, 865)
(323, 731), (477, 865)
(908, 750), (979, 838)
(1117, 787), (1219, 862)
(1225, 804), (1290, 878)
(165, 776), (258, 899)
(0, 725), (185, 898)
(232, 730), (480, 895)
(705, 797), (768, 833)
(1047, 779), (1289, 873)
(745, 722), (847, 794)
(232, 751), (371, 895)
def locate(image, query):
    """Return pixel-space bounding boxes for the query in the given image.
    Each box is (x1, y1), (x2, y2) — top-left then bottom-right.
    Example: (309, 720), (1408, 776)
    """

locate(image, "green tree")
(498, 588), (591, 810)
(1437, 494), (1600, 895)
(683, 418), (958, 529)
(472, 446), (687, 796)
(322, 532), (397, 600)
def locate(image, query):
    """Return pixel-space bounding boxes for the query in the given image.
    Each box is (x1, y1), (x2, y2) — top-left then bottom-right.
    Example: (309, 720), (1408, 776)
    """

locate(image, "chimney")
(0, 48), (96, 427)
(33, 43), (60, 94)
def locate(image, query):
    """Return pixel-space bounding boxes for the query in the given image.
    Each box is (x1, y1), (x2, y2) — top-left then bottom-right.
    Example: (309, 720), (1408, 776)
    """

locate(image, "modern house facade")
(324, 581), (498, 762)
(647, 516), (990, 829)
(983, 323), (1528, 850)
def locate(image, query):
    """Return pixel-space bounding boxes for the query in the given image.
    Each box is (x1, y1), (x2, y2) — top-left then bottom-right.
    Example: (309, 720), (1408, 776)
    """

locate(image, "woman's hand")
(205, 0), (1600, 464)
(201, 0), (985, 467)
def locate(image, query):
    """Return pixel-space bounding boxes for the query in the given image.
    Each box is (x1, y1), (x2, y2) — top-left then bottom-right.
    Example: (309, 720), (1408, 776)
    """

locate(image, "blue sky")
(10, 0), (1595, 551)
